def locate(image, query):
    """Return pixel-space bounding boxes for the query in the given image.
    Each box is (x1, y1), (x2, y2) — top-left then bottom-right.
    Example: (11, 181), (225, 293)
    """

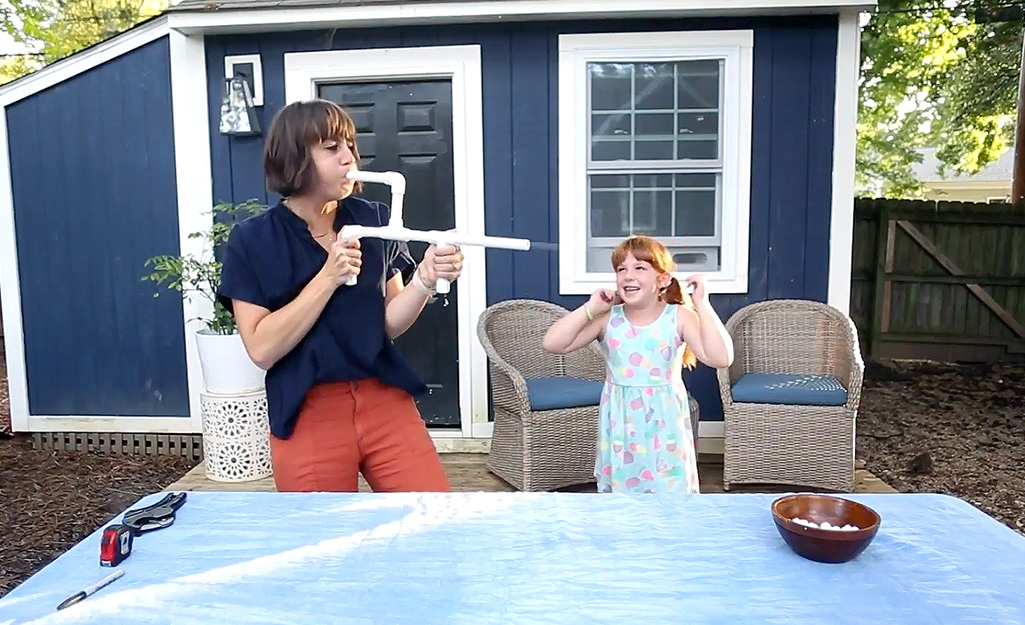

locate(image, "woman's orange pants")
(269, 378), (451, 493)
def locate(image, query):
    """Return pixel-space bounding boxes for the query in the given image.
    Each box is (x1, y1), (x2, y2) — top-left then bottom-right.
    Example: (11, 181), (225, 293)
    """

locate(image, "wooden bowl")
(771, 494), (881, 564)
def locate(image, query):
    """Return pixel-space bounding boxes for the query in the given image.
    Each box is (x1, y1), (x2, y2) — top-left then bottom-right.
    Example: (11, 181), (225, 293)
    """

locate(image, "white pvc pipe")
(346, 169), (405, 228)
(340, 225), (531, 251)
(339, 171), (531, 294)
(340, 224), (532, 294)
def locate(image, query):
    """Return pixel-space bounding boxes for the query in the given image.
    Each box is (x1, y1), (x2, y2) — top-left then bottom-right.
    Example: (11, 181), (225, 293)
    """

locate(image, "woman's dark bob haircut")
(264, 99), (361, 197)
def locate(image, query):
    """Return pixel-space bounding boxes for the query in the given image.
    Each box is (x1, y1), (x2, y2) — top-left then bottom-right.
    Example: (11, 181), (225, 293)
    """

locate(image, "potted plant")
(143, 199), (267, 394)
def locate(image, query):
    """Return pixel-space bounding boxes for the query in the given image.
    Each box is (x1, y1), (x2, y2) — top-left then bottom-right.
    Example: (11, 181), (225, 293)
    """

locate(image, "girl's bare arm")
(677, 301), (734, 369)
(543, 308), (606, 354)
(544, 289), (620, 354)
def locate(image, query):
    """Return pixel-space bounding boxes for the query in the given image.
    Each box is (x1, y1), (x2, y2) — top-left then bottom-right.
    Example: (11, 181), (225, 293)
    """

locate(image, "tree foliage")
(858, 1), (1023, 197)
(0, 0), (165, 85)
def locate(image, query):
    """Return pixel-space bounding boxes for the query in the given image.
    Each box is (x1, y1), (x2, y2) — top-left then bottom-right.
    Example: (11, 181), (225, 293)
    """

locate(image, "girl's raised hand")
(587, 288), (621, 316)
(683, 274), (706, 302)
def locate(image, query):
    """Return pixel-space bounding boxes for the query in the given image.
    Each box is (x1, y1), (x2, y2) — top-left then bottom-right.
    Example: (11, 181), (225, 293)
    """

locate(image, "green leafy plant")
(142, 199), (267, 335)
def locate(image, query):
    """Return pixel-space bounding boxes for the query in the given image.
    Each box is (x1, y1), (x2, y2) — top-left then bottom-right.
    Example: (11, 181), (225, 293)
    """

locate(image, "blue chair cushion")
(731, 373), (848, 406)
(523, 377), (604, 411)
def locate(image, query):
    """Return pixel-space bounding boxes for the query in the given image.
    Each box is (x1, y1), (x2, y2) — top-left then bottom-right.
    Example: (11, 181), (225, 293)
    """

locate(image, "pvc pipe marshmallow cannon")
(341, 170), (531, 294)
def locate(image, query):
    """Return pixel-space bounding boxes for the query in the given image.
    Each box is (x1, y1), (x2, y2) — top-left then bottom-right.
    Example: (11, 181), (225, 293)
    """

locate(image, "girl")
(217, 100), (463, 493)
(543, 235), (734, 494)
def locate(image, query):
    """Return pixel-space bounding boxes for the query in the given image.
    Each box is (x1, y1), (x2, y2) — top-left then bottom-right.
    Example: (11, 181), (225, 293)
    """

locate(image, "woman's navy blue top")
(217, 196), (426, 440)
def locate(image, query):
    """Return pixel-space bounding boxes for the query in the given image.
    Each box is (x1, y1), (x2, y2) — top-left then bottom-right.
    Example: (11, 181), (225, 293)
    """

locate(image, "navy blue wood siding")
(7, 36), (189, 417)
(206, 16), (838, 420)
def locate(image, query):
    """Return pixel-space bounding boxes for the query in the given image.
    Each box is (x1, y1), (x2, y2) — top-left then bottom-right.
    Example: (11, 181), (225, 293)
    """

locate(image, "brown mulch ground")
(0, 354), (198, 598)
(855, 359), (1025, 534)
(0, 354), (1023, 598)
(0, 436), (197, 597)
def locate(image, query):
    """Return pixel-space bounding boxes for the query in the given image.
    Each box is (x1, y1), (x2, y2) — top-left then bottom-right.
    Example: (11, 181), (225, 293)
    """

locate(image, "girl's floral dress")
(597, 303), (700, 494)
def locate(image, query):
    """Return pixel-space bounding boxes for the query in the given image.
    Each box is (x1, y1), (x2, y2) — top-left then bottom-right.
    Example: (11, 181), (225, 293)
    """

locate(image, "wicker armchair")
(476, 299), (604, 491)
(717, 299), (865, 492)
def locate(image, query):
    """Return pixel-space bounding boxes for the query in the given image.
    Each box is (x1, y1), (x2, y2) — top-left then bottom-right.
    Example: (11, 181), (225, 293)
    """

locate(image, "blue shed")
(0, 0), (873, 455)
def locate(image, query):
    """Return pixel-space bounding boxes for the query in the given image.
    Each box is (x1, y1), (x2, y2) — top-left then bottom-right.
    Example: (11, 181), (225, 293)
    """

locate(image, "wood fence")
(851, 198), (1025, 362)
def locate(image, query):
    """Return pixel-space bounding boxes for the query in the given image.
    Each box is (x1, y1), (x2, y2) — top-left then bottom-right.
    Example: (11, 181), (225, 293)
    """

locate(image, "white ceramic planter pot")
(195, 330), (265, 393)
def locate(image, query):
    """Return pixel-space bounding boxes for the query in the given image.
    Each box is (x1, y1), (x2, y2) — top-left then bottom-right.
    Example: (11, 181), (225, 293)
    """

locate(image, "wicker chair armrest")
(564, 342), (607, 382)
(717, 315), (750, 407)
(832, 313), (866, 413)
(843, 363), (864, 413)
(476, 314), (532, 417)
(722, 306), (755, 384)
(716, 365), (735, 407)
(488, 358), (532, 418)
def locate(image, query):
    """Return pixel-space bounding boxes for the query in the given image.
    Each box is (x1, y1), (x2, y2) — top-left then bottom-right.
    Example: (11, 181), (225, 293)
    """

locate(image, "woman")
(217, 99), (462, 493)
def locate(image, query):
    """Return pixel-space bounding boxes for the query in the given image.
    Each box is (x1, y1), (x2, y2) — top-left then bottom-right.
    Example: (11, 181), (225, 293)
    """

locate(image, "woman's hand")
(321, 238), (362, 287)
(418, 244), (464, 289)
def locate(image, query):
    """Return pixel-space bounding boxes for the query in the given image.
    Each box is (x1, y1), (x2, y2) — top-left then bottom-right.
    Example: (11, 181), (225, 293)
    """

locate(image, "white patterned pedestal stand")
(200, 388), (273, 482)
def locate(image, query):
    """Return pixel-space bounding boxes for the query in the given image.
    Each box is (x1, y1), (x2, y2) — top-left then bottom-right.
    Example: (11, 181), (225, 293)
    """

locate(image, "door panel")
(319, 80), (459, 427)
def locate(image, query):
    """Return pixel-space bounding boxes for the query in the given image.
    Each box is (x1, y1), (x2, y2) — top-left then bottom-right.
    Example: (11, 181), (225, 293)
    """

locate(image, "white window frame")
(557, 30), (753, 295)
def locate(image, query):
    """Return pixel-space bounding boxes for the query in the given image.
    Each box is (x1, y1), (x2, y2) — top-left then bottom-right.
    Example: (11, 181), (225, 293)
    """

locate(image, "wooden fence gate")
(851, 198), (1025, 362)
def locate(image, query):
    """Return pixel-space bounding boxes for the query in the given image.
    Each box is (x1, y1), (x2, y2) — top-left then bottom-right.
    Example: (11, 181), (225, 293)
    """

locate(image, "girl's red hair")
(612, 236), (697, 369)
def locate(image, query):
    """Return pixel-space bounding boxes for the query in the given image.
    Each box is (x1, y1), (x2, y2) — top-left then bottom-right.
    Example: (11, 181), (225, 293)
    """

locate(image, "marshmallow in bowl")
(791, 517), (860, 531)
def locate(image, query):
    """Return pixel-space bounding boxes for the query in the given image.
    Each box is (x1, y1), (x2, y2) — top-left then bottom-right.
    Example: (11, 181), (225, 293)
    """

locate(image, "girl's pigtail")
(663, 277), (684, 306)
(662, 277), (697, 370)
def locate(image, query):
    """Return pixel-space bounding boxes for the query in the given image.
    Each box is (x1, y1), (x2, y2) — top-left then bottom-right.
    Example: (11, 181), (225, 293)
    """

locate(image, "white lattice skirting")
(200, 388), (273, 482)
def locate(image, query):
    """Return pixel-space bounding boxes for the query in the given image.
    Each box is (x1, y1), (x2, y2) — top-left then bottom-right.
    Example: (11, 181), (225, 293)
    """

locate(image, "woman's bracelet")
(584, 305), (595, 321)
(412, 265), (437, 296)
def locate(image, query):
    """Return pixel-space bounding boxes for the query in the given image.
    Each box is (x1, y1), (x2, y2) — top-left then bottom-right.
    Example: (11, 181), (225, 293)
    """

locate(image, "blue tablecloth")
(1, 492), (1023, 624)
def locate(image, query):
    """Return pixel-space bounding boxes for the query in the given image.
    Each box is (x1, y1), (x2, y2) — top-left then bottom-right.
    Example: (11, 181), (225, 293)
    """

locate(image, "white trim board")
(0, 17), (170, 107)
(826, 10), (861, 315)
(0, 101), (29, 431)
(284, 45), (489, 440)
(166, 0), (877, 35)
(19, 416), (196, 434)
(169, 31), (214, 434)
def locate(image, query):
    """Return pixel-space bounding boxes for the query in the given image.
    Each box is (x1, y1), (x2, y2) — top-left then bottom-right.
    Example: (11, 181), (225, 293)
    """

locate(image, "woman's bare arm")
(383, 272), (432, 339)
(233, 272), (337, 370)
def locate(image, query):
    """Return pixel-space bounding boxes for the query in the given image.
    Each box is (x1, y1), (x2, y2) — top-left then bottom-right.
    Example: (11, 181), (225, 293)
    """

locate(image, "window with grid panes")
(587, 60), (722, 273)
(558, 31), (753, 295)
